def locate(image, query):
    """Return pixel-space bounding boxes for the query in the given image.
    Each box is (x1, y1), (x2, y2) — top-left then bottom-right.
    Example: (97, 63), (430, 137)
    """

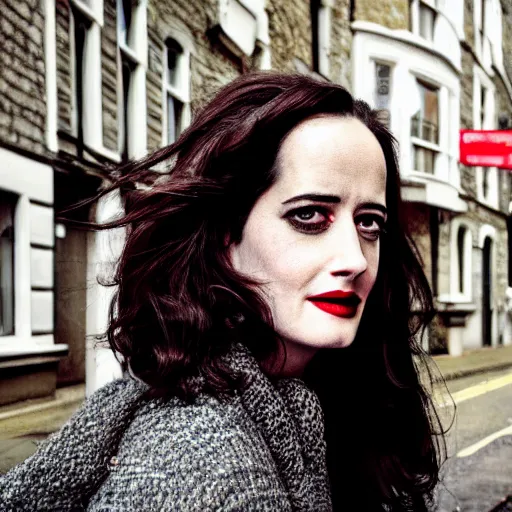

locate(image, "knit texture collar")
(226, 344), (333, 511)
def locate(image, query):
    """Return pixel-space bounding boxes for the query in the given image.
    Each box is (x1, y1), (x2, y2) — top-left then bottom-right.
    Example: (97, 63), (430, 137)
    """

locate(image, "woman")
(1, 73), (445, 511)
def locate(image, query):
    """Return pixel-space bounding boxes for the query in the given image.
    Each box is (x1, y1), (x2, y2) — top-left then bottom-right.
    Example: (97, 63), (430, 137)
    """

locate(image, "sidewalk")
(2, 347), (512, 474)
(432, 344), (512, 381)
(0, 384), (85, 474)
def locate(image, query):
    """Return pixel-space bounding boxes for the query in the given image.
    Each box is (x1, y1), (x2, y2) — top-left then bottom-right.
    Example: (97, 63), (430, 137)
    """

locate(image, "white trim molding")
(478, 223), (497, 249)
(449, 219), (473, 302)
(117, 0), (148, 159)
(161, 23), (194, 147)
(69, 0), (104, 154)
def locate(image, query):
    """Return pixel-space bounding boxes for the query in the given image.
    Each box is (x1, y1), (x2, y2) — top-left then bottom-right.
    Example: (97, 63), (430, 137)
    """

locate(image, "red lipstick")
(307, 290), (361, 318)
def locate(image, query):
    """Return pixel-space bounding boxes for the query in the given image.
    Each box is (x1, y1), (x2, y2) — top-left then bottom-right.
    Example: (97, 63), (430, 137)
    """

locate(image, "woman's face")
(230, 115), (387, 371)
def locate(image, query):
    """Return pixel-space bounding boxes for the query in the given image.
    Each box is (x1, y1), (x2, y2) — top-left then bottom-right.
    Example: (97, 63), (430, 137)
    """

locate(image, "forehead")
(273, 116), (387, 201)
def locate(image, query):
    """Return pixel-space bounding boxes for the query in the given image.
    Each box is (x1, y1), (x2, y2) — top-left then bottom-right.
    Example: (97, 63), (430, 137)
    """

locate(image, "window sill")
(411, 137), (441, 152)
(120, 43), (142, 65)
(0, 341), (68, 361)
(401, 174), (467, 212)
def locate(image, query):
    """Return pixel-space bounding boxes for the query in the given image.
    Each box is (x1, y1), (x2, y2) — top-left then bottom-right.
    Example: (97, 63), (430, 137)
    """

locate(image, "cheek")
(362, 244), (381, 292)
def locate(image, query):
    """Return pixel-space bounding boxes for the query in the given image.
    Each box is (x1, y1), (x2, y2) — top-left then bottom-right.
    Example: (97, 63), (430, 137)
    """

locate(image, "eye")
(285, 206), (331, 234)
(356, 214), (386, 241)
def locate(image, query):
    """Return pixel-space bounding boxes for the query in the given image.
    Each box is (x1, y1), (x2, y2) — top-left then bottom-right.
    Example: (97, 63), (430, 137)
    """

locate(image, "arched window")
(450, 221), (473, 301)
(163, 36), (191, 146)
(457, 226), (466, 294)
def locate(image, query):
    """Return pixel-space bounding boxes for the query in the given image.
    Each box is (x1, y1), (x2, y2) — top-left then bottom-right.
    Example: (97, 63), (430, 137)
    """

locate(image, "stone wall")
(459, 49), (477, 199)
(267, 0), (313, 73)
(502, 0), (512, 83)
(353, 0), (409, 30)
(0, 0), (47, 156)
(330, 0), (352, 90)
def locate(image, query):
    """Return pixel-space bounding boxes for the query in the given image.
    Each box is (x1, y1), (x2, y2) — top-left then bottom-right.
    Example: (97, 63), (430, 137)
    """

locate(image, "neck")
(264, 341), (318, 378)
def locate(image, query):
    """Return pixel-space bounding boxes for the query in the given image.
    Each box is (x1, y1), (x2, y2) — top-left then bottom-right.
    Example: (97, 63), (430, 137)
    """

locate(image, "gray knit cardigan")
(0, 345), (333, 511)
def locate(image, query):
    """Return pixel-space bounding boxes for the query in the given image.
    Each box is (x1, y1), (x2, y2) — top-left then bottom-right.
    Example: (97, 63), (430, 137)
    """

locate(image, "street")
(435, 369), (512, 511)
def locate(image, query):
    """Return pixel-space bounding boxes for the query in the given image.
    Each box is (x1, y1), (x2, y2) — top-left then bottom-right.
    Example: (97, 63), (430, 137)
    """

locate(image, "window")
(411, 80), (439, 174)
(409, 0), (438, 42)
(117, 0), (147, 160)
(374, 62), (392, 128)
(71, 7), (91, 153)
(69, 0), (103, 153)
(473, 70), (497, 205)
(419, 3), (436, 41)
(162, 35), (191, 147)
(457, 226), (466, 293)
(118, 0), (133, 48)
(450, 221), (473, 300)
(310, 0), (331, 76)
(311, 0), (320, 72)
(0, 191), (16, 336)
(479, 85), (490, 197)
(164, 39), (184, 145)
(479, 0), (486, 39)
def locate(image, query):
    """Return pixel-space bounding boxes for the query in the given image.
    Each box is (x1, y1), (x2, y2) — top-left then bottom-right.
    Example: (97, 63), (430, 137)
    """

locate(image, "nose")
(327, 222), (368, 280)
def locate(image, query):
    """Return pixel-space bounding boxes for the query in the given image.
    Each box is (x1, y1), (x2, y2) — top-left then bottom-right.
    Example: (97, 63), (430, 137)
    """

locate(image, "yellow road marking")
(457, 424), (512, 458)
(437, 371), (512, 407)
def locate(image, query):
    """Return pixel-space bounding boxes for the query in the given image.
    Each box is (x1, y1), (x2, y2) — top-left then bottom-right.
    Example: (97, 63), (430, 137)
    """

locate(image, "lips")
(307, 290), (361, 318)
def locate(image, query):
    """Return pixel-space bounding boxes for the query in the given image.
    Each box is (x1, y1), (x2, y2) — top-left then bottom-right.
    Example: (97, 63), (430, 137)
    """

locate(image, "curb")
(436, 361), (512, 382)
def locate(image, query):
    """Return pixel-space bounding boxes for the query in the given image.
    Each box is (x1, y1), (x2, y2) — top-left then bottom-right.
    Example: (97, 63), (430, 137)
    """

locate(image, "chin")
(295, 331), (357, 351)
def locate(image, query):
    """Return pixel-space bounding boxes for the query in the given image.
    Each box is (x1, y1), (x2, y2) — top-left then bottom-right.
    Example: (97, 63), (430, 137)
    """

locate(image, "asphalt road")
(435, 368), (512, 511)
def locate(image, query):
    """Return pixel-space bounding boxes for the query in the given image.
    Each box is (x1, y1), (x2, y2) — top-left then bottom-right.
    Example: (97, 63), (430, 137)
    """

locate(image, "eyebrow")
(282, 194), (388, 215)
(282, 194), (341, 204)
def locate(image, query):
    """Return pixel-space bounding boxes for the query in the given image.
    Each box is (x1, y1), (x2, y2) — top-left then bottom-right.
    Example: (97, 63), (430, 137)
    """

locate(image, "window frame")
(373, 61), (393, 129)
(410, 78), (440, 175)
(162, 37), (191, 147)
(448, 220), (473, 302)
(69, 0), (103, 153)
(116, 0), (147, 160)
(0, 192), (17, 336)
(409, 0), (438, 42)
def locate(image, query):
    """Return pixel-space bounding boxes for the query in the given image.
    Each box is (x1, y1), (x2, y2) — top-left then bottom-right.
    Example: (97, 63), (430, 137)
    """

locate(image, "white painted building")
(351, 0), (512, 356)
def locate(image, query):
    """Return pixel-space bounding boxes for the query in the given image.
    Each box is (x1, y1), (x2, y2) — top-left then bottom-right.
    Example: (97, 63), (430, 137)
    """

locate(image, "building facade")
(351, 0), (512, 356)
(0, 0), (511, 415)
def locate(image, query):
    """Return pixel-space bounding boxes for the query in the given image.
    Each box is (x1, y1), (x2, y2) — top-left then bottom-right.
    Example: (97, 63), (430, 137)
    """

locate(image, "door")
(482, 237), (492, 347)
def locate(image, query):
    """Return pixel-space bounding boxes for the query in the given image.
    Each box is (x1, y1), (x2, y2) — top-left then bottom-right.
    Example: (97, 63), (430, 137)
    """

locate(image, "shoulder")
(88, 393), (292, 511)
(0, 379), (146, 511)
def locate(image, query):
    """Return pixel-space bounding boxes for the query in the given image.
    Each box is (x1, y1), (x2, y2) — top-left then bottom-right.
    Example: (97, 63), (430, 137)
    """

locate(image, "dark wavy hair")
(92, 72), (446, 510)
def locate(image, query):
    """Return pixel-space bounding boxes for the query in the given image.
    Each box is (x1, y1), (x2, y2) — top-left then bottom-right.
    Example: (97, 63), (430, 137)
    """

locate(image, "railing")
(411, 113), (439, 144)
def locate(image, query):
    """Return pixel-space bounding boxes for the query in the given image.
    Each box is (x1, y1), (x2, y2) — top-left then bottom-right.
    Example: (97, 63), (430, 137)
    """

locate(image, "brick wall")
(0, 0), (47, 156)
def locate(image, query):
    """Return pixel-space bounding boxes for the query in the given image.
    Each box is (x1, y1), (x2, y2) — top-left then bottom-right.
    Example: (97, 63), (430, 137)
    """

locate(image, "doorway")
(482, 236), (492, 347)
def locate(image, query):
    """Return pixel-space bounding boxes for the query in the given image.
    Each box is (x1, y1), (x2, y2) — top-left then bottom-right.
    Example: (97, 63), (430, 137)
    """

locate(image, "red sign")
(460, 130), (512, 170)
